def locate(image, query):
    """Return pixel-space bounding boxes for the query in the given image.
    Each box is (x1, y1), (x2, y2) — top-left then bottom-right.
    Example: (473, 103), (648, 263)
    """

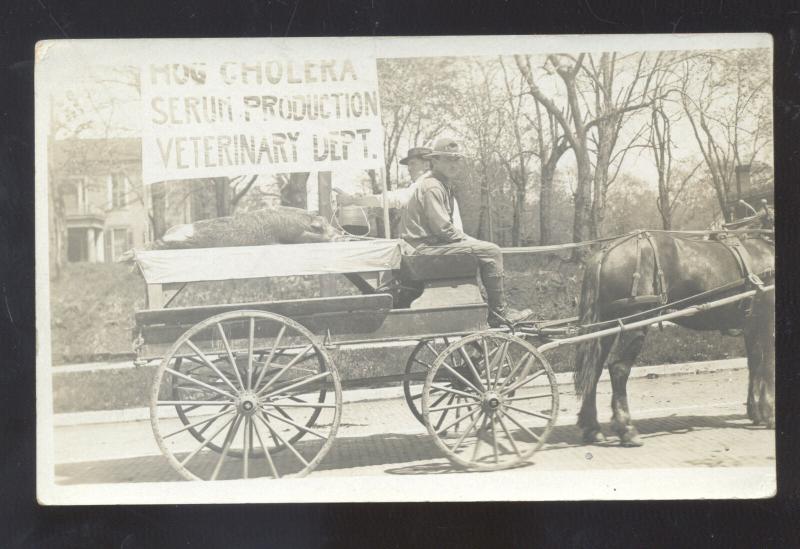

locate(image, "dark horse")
(573, 219), (774, 446)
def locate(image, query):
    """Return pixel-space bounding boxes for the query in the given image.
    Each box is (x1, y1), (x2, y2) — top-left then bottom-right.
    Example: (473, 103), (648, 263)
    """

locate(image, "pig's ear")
(309, 218), (325, 233)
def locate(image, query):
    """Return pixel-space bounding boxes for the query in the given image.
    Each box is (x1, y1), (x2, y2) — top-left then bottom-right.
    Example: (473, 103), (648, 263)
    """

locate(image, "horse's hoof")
(620, 436), (644, 447)
(583, 430), (606, 444)
(619, 428), (644, 447)
(765, 418), (775, 429)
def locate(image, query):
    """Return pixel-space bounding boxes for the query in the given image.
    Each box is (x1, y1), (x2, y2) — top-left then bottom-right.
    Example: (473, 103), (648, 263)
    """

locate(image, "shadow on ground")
(55, 413), (768, 484)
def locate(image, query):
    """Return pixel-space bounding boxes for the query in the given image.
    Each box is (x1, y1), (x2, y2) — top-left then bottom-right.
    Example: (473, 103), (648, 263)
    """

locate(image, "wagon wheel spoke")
(505, 393), (554, 402)
(501, 369), (546, 396)
(252, 414), (280, 479)
(429, 384), (481, 401)
(152, 311), (342, 480)
(210, 414), (243, 481)
(435, 405), (482, 436)
(216, 322), (245, 390)
(256, 412), (309, 467)
(496, 413), (523, 458)
(165, 367), (235, 400)
(263, 371), (331, 400)
(243, 417), (252, 479)
(197, 405), (232, 435)
(429, 400), (479, 413)
(163, 408), (235, 439)
(450, 410), (484, 453)
(501, 410), (542, 443)
(256, 344), (316, 397)
(497, 353), (533, 393)
(265, 399), (337, 409)
(503, 403), (552, 422)
(489, 416), (500, 463)
(433, 393), (457, 432)
(157, 399), (233, 407)
(182, 339), (239, 394)
(261, 408), (327, 440)
(438, 362), (484, 396)
(179, 415), (236, 468)
(490, 341), (509, 389)
(423, 332), (558, 471)
(471, 414), (489, 462)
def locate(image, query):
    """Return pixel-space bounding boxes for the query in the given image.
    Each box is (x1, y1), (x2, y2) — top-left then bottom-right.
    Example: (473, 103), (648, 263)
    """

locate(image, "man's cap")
(424, 137), (465, 159)
(398, 147), (432, 165)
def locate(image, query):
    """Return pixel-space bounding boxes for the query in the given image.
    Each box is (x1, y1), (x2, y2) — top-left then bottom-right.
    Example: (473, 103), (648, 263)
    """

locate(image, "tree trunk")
(215, 178), (230, 216)
(151, 181), (167, 240)
(572, 145), (593, 245)
(512, 179), (524, 246)
(539, 163), (555, 245)
(592, 139), (612, 239)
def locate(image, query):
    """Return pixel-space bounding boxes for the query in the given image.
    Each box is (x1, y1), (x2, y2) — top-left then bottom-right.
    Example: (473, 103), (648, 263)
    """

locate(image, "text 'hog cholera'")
(153, 206), (344, 250)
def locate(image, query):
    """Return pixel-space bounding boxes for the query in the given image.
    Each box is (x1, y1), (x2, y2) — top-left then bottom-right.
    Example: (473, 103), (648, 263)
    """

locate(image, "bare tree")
(377, 58), (457, 190)
(679, 49), (772, 221)
(515, 52), (667, 246)
(648, 100), (703, 229)
(529, 88), (570, 245)
(498, 57), (535, 246)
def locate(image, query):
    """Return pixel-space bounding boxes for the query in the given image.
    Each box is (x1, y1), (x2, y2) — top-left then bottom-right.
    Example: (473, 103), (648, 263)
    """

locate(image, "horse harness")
(601, 229), (771, 318)
(600, 230), (668, 316)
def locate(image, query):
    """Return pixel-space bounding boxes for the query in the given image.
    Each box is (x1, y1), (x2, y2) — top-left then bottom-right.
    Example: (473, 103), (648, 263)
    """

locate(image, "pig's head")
(307, 216), (347, 242)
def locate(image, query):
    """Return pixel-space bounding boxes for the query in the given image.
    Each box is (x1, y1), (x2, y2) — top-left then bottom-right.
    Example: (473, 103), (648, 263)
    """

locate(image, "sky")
(43, 37), (773, 200)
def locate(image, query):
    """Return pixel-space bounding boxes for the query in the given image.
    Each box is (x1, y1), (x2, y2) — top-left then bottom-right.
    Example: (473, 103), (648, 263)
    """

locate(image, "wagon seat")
(394, 253), (484, 309)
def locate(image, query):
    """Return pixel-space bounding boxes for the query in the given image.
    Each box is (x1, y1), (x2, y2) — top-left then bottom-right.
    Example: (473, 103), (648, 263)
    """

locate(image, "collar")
(430, 169), (452, 189)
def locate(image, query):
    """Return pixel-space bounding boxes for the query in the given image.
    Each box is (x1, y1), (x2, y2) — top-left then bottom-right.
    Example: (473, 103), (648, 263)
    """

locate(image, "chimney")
(735, 164), (752, 198)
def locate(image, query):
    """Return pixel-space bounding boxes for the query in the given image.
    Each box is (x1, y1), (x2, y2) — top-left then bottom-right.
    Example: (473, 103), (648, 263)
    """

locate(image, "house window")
(110, 173), (127, 209)
(109, 229), (131, 261)
(61, 178), (86, 215)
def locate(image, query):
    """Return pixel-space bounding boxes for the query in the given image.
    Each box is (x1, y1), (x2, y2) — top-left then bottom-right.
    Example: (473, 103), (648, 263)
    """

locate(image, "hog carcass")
(120, 207), (343, 260)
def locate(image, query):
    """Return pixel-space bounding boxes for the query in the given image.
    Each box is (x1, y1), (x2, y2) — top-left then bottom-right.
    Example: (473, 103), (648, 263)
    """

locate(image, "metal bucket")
(338, 205), (370, 235)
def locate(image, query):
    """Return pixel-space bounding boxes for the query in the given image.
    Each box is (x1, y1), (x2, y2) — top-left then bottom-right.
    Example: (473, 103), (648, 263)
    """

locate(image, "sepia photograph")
(35, 34), (775, 504)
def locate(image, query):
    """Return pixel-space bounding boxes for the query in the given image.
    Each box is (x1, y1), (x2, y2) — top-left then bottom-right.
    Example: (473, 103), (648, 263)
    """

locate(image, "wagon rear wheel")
(151, 310), (342, 480)
(422, 332), (558, 471)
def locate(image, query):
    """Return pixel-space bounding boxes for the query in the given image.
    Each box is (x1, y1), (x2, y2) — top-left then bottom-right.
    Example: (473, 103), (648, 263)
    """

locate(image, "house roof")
(49, 137), (141, 177)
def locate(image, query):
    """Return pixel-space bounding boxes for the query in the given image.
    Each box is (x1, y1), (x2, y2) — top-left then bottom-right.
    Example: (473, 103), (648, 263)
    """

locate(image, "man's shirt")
(400, 171), (468, 245)
(354, 171), (464, 231)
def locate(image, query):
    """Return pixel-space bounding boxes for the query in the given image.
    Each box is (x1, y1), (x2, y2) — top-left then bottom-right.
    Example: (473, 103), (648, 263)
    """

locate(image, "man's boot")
(483, 275), (533, 328)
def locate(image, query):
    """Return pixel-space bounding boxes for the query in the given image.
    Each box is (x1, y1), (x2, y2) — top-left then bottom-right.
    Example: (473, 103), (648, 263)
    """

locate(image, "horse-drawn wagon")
(130, 213), (774, 481)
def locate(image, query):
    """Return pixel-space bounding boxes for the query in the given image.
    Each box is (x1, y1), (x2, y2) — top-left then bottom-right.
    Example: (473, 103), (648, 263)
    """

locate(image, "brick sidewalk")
(53, 368), (774, 484)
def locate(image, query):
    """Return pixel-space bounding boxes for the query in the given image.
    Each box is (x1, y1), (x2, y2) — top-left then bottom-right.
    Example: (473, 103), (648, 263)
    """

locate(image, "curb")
(53, 358), (746, 427)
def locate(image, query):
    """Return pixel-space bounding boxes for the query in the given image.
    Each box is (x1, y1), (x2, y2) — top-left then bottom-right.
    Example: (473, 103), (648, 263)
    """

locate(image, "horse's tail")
(574, 251), (605, 399)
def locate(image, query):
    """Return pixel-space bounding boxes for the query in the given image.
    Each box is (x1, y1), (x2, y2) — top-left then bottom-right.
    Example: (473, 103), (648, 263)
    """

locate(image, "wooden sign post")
(317, 171), (337, 297)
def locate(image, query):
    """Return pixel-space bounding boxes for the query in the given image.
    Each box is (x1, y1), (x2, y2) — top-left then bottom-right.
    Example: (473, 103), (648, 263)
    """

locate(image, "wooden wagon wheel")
(151, 310), (342, 480)
(403, 338), (483, 426)
(422, 332), (558, 471)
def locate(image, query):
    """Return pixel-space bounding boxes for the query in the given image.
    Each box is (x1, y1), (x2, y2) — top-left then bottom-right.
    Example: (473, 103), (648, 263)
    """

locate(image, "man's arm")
(334, 188), (411, 209)
(422, 187), (467, 243)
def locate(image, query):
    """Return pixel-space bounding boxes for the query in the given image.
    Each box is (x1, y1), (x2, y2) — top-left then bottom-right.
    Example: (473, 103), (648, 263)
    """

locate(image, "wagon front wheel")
(403, 338), (484, 426)
(422, 332), (558, 471)
(151, 310), (342, 480)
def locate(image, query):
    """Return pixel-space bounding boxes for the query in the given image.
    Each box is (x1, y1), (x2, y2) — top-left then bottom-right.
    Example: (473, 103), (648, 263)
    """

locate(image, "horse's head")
(722, 200), (774, 231)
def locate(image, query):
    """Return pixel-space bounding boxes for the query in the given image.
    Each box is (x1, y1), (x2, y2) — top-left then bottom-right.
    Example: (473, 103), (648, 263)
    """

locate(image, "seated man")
(399, 137), (532, 327)
(334, 146), (464, 232)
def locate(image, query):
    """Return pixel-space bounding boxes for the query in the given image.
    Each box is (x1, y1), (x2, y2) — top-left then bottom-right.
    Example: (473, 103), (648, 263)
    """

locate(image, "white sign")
(141, 55), (384, 183)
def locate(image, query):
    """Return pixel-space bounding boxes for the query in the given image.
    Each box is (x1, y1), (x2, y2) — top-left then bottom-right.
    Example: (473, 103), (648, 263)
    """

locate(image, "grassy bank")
(49, 256), (745, 366)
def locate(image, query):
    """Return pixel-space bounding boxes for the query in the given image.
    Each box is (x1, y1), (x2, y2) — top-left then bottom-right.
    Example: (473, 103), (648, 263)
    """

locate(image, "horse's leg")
(608, 328), (648, 447)
(744, 290), (775, 428)
(577, 335), (615, 443)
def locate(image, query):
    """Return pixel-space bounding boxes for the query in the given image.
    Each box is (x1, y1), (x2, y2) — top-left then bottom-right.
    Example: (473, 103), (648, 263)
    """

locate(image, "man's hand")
(333, 188), (358, 206)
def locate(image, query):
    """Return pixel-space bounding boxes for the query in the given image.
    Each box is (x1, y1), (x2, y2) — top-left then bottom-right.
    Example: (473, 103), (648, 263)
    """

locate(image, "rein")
(575, 267), (775, 334)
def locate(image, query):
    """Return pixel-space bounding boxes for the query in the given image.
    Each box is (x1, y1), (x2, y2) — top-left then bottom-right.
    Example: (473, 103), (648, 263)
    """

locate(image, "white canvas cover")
(133, 239), (410, 284)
